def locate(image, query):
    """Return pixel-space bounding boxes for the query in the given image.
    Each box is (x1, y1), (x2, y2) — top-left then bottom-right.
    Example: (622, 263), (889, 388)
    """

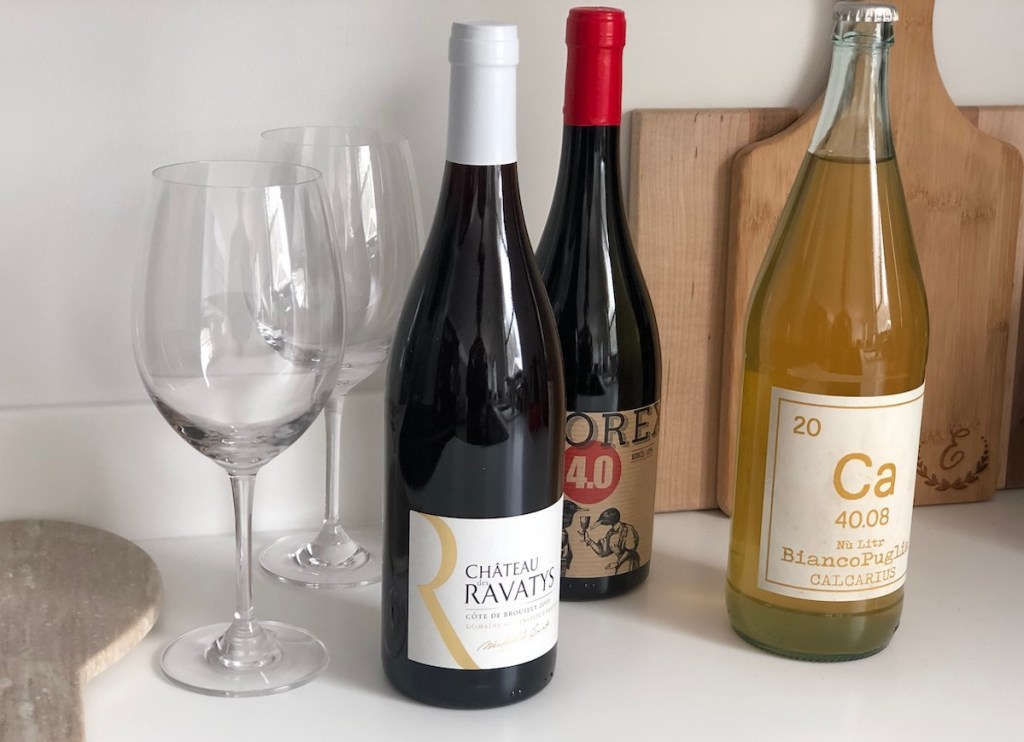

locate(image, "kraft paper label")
(561, 402), (660, 580)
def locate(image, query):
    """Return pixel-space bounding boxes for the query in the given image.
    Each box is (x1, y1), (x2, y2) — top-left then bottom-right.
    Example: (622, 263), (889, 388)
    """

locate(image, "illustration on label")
(561, 403), (660, 579)
(758, 385), (924, 602)
(407, 500), (561, 670)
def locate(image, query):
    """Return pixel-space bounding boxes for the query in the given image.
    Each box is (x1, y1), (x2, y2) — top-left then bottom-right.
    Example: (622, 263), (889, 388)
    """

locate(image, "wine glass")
(580, 514), (591, 536)
(132, 161), (347, 696)
(257, 126), (422, 588)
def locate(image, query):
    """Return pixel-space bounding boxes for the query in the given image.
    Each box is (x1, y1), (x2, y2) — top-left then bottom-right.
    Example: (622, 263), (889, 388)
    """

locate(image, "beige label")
(758, 385), (924, 602)
(561, 402), (660, 579)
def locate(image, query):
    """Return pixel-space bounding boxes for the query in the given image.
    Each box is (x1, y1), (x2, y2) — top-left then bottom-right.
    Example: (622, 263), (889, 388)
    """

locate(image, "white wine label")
(407, 500), (561, 670)
(561, 403), (659, 579)
(758, 385), (924, 602)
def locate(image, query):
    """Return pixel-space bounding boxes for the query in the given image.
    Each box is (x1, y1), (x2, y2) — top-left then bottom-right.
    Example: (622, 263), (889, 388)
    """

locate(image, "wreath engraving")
(917, 426), (988, 491)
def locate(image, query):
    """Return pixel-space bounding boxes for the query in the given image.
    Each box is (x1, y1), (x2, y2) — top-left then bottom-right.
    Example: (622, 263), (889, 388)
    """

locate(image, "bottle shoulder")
(744, 155), (928, 386)
(389, 170), (561, 386)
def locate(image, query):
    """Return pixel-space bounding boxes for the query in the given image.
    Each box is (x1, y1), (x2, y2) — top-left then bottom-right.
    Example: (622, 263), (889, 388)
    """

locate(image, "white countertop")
(85, 492), (1024, 741)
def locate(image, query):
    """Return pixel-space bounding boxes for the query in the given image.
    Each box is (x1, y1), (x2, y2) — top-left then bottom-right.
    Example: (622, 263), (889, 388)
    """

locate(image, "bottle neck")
(553, 124), (624, 210)
(809, 20), (894, 161)
(536, 122), (632, 279)
(433, 161), (527, 255)
(447, 62), (517, 166)
(438, 160), (520, 197)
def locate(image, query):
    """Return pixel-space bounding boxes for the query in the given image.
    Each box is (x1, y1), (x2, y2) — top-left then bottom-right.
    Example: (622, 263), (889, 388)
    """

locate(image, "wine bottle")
(536, 7), (661, 601)
(726, 2), (929, 661)
(381, 22), (565, 707)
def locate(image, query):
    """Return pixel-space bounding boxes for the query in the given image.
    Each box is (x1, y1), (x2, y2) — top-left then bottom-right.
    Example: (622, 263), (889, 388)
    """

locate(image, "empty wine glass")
(132, 161), (347, 696)
(258, 126), (422, 588)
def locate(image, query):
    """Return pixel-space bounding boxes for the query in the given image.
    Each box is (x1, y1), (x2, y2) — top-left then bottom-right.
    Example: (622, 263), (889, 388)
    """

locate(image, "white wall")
(1, 0), (1021, 538)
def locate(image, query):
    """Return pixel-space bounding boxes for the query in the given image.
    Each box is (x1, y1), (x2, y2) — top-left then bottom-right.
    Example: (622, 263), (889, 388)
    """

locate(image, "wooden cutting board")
(717, 0), (1023, 512)
(629, 108), (799, 512)
(960, 106), (1024, 491)
(0, 520), (162, 741)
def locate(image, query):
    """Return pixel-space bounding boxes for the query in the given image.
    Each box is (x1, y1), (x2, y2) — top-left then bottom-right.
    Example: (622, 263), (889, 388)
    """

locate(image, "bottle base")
(730, 625), (889, 663)
(725, 581), (900, 662)
(560, 562), (649, 601)
(382, 647), (556, 709)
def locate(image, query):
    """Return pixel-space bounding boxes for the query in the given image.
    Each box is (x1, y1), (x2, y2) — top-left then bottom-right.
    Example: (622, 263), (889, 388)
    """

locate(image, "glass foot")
(160, 621), (328, 697)
(259, 526), (382, 588)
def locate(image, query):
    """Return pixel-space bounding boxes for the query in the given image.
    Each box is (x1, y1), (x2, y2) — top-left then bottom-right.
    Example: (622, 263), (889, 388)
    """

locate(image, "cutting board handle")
(889, 0), (958, 114)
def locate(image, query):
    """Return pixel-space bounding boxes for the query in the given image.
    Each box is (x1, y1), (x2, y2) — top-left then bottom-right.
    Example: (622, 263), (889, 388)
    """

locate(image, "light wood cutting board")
(717, 0), (1023, 512)
(0, 520), (162, 741)
(629, 108), (799, 512)
(959, 106), (1024, 491)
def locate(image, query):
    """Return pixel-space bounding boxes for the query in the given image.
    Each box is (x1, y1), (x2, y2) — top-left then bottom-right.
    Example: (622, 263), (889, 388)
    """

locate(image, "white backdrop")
(1, 0), (1021, 537)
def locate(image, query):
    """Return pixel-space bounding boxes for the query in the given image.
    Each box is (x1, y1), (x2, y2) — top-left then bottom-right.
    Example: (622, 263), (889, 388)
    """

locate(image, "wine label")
(757, 385), (925, 602)
(407, 500), (561, 670)
(561, 403), (660, 580)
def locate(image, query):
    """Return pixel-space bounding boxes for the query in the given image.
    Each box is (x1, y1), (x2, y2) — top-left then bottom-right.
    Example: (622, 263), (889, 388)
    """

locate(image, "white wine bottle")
(725, 2), (929, 661)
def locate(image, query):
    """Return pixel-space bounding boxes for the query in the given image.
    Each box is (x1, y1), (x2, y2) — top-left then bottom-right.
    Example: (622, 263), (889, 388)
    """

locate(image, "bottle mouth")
(449, 21), (519, 66)
(833, 21), (895, 48)
(566, 7), (625, 48)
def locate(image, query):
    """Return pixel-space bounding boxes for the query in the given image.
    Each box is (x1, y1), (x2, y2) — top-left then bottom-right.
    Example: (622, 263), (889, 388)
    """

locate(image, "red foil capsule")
(564, 7), (626, 126)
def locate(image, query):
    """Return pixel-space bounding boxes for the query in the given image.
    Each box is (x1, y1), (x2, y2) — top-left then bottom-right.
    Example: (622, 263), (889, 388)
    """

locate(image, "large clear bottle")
(381, 22), (564, 706)
(536, 7), (661, 601)
(725, 2), (929, 661)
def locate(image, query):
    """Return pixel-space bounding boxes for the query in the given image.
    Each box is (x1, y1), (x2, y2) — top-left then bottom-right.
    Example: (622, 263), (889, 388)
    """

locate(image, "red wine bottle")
(536, 7), (662, 601)
(381, 22), (565, 708)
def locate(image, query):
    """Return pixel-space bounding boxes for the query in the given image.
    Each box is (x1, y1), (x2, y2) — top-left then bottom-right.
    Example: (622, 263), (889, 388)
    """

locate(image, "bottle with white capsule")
(381, 22), (564, 707)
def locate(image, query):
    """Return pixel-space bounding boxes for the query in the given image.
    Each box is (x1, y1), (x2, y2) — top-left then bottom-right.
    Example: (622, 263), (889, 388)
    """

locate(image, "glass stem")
(324, 391), (347, 528)
(231, 473), (257, 626)
(305, 391), (365, 566)
(208, 473), (281, 670)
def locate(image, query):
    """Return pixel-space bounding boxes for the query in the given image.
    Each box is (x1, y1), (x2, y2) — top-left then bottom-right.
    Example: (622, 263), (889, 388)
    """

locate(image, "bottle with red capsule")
(537, 7), (662, 601)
